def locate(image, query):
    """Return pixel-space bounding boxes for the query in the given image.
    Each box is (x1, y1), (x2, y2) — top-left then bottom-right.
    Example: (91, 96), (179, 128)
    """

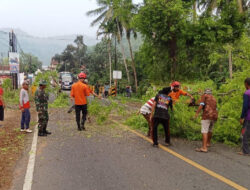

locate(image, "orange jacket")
(70, 81), (90, 105)
(169, 89), (187, 102)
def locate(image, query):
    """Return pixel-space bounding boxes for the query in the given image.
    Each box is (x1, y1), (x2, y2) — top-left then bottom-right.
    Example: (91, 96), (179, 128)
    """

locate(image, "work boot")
(45, 130), (52, 135)
(81, 123), (86, 131)
(43, 127), (52, 135)
(77, 123), (82, 131)
(38, 131), (47, 136)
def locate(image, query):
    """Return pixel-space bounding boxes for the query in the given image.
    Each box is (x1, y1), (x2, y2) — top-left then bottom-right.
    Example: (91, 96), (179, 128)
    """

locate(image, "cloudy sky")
(0, 0), (143, 38)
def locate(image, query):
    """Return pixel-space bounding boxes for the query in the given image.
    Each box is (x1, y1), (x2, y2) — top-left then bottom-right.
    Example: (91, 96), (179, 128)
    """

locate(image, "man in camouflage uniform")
(35, 81), (51, 136)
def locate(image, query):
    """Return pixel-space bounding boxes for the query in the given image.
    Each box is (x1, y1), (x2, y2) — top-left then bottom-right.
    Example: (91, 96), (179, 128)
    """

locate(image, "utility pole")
(115, 36), (117, 70)
(114, 36), (118, 95)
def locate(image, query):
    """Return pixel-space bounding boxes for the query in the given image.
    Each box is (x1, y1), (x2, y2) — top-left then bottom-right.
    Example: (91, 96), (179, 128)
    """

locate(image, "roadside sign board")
(9, 64), (19, 73)
(113, 70), (122, 79)
(9, 52), (19, 73)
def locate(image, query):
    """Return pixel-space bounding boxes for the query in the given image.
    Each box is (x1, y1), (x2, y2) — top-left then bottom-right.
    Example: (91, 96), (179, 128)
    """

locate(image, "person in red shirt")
(169, 81), (193, 103)
(0, 81), (5, 127)
(70, 73), (90, 131)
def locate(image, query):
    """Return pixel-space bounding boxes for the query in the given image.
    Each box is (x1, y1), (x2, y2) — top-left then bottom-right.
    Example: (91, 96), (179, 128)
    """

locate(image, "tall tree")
(115, 18), (131, 84)
(87, 0), (131, 84)
(97, 21), (116, 86)
(115, 0), (138, 92)
(20, 52), (42, 74)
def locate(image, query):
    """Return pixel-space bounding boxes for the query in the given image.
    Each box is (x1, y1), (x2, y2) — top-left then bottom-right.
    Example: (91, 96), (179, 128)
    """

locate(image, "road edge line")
(112, 120), (247, 190)
(22, 121), (38, 190)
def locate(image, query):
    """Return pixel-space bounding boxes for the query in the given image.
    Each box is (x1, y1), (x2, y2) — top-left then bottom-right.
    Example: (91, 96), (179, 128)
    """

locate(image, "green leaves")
(19, 52), (42, 74)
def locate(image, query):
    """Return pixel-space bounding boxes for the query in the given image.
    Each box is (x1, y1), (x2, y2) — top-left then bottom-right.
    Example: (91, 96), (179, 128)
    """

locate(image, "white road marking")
(23, 123), (38, 190)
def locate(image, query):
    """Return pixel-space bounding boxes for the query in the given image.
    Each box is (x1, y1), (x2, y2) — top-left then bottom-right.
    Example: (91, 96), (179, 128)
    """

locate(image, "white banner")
(113, 70), (122, 79)
(9, 52), (19, 73)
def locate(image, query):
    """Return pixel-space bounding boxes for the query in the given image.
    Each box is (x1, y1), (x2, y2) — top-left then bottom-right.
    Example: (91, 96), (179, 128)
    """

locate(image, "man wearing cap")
(19, 81), (32, 133)
(70, 73), (90, 131)
(169, 81), (193, 103)
(194, 88), (218, 153)
(35, 80), (51, 136)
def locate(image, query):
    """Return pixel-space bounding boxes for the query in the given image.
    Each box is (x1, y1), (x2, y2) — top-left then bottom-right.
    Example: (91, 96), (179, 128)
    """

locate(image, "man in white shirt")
(19, 81), (32, 133)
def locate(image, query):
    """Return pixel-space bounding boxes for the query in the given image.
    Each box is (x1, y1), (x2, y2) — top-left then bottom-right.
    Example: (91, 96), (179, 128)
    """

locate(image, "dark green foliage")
(133, 0), (248, 82)
(2, 79), (19, 105)
(20, 52), (42, 74)
(55, 35), (87, 74)
(49, 93), (69, 108)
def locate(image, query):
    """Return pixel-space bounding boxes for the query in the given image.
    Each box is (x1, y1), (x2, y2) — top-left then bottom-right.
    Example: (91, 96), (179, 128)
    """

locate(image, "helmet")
(171, 81), (181, 87)
(39, 80), (47, 86)
(78, 73), (87, 79)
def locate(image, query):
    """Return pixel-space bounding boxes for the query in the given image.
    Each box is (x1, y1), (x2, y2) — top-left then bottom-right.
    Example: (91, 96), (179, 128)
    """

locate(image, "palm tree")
(197, 0), (218, 15)
(115, 18), (131, 84)
(87, 0), (131, 84)
(117, 0), (139, 92)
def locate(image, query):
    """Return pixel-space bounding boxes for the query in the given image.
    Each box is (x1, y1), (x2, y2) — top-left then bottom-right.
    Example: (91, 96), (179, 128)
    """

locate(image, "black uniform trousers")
(153, 117), (170, 145)
(75, 104), (87, 128)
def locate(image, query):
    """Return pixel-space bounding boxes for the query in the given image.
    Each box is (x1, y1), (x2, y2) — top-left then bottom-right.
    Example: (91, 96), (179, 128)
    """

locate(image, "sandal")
(195, 148), (208, 153)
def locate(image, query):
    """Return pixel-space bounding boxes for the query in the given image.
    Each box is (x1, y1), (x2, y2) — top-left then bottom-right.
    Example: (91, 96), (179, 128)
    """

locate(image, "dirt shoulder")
(0, 107), (37, 190)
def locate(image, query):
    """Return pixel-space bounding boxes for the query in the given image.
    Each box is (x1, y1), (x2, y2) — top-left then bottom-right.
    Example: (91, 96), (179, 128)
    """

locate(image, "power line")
(16, 38), (24, 53)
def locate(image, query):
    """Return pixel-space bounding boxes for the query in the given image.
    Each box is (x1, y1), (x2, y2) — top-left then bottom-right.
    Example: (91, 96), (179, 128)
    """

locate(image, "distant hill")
(0, 28), (143, 66)
(0, 28), (99, 65)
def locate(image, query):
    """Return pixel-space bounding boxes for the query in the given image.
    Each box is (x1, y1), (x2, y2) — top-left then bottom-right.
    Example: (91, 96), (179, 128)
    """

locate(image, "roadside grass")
(88, 97), (130, 125)
(88, 100), (112, 125)
(124, 114), (149, 135)
(30, 121), (37, 126)
(49, 92), (69, 108)
(0, 109), (38, 190)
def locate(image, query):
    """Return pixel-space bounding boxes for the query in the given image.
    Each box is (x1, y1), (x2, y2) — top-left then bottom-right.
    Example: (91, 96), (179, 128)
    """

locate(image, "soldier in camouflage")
(35, 80), (51, 136)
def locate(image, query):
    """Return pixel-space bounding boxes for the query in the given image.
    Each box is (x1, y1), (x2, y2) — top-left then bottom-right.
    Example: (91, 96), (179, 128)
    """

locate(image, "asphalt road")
(12, 107), (250, 190)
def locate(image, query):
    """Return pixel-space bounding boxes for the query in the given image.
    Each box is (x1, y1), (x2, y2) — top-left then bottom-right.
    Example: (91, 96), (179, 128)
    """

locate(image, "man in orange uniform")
(70, 73), (90, 131)
(169, 81), (194, 103)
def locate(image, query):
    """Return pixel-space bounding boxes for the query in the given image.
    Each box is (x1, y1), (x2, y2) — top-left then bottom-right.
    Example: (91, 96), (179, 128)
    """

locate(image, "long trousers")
(38, 111), (49, 133)
(75, 104), (87, 128)
(242, 120), (250, 154)
(0, 105), (4, 121)
(153, 117), (170, 145)
(21, 108), (30, 129)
